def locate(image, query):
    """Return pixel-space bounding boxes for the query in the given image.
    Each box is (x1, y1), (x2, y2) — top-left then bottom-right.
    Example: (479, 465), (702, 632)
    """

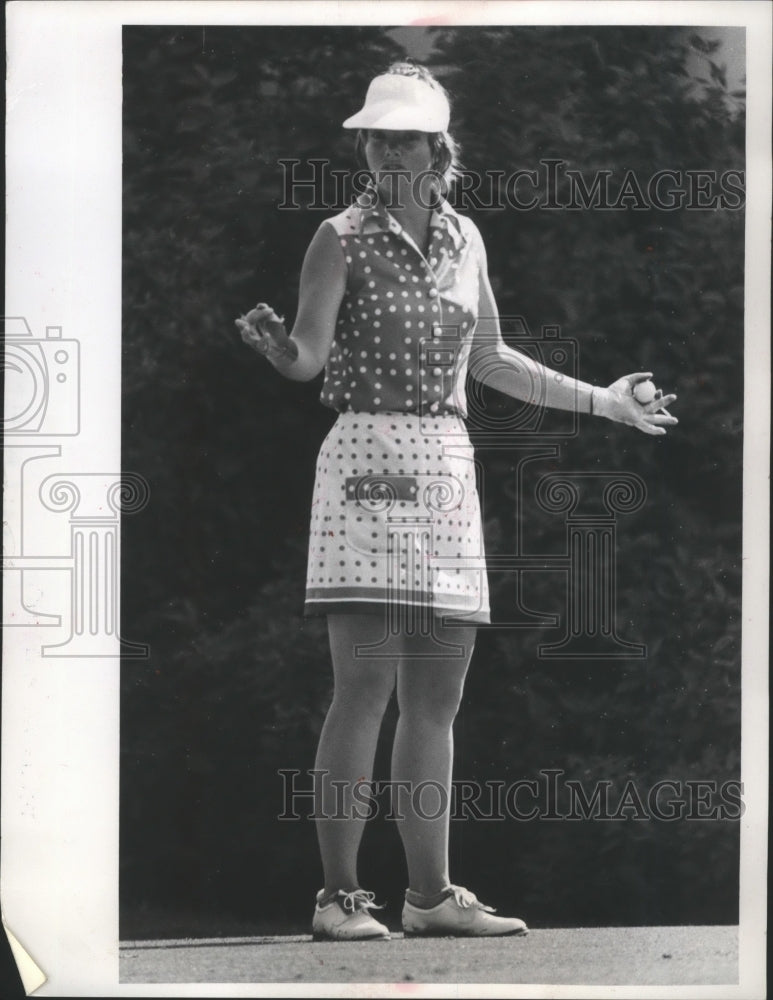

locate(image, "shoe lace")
(450, 885), (496, 912)
(337, 889), (385, 914)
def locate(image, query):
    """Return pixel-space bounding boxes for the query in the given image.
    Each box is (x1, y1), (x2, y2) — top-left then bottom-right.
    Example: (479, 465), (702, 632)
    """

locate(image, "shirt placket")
(365, 198), (465, 416)
(425, 220), (465, 413)
(390, 217), (452, 415)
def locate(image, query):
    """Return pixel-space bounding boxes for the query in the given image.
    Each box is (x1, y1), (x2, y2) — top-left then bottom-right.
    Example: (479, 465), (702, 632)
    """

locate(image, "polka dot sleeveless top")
(320, 187), (483, 417)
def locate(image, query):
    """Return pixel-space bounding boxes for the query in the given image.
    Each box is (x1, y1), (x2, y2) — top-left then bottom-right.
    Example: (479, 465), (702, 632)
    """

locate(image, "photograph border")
(3, 1), (770, 996)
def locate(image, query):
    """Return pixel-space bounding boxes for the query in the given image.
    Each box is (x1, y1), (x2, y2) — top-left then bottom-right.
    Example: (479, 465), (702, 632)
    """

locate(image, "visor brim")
(342, 101), (449, 132)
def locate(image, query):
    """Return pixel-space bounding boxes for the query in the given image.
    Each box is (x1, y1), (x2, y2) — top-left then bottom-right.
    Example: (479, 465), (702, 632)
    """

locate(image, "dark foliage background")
(121, 25), (744, 937)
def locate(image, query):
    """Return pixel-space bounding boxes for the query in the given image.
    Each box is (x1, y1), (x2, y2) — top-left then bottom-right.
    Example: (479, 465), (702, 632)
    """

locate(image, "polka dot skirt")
(304, 411), (490, 623)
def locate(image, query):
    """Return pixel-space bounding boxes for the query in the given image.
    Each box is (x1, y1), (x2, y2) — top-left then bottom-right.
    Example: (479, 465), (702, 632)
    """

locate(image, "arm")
(470, 235), (678, 435)
(471, 249), (595, 413)
(235, 220), (346, 382)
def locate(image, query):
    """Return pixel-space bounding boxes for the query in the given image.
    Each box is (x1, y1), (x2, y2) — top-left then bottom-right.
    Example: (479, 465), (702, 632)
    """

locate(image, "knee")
(397, 686), (463, 729)
(331, 675), (395, 722)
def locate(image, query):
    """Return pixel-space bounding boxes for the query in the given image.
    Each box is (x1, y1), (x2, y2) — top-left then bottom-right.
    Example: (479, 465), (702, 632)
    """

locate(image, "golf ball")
(633, 380), (657, 404)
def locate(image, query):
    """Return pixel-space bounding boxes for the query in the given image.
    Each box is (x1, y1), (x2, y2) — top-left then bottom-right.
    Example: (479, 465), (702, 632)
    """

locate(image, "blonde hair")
(353, 61), (462, 195)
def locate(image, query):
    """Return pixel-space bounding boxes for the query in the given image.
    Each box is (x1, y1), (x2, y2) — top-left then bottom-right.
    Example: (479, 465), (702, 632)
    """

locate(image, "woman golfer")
(237, 63), (677, 941)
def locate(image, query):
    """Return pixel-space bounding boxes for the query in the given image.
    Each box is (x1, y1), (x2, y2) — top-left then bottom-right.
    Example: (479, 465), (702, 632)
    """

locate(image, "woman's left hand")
(592, 372), (678, 436)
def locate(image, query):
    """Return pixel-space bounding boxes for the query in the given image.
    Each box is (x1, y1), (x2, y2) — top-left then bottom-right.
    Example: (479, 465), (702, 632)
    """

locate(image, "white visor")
(342, 74), (450, 132)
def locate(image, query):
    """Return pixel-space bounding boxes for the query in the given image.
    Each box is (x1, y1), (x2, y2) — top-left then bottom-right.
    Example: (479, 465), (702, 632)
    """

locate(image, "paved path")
(120, 925), (737, 986)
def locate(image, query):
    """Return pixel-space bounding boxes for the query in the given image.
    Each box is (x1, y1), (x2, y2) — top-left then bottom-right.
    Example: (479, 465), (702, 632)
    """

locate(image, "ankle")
(405, 885), (453, 909)
(319, 886), (360, 906)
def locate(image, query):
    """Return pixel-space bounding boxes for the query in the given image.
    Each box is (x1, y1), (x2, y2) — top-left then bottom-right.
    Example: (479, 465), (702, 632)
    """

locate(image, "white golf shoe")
(312, 888), (391, 941)
(402, 885), (528, 937)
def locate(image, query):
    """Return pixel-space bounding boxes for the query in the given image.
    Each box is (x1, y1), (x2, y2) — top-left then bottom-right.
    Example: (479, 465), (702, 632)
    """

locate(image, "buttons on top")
(320, 200), (478, 416)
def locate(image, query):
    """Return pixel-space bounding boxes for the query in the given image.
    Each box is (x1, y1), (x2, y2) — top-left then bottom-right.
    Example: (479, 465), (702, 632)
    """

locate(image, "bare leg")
(314, 613), (397, 895)
(391, 622), (476, 896)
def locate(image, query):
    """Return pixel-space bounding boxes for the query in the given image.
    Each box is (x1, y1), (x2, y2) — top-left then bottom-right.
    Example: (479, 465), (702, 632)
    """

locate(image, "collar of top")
(342, 74), (450, 132)
(354, 181), (466, 252)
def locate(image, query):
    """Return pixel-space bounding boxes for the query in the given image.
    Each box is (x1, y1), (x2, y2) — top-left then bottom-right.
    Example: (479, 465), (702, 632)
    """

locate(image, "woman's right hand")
(235, 303), (298, 363)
